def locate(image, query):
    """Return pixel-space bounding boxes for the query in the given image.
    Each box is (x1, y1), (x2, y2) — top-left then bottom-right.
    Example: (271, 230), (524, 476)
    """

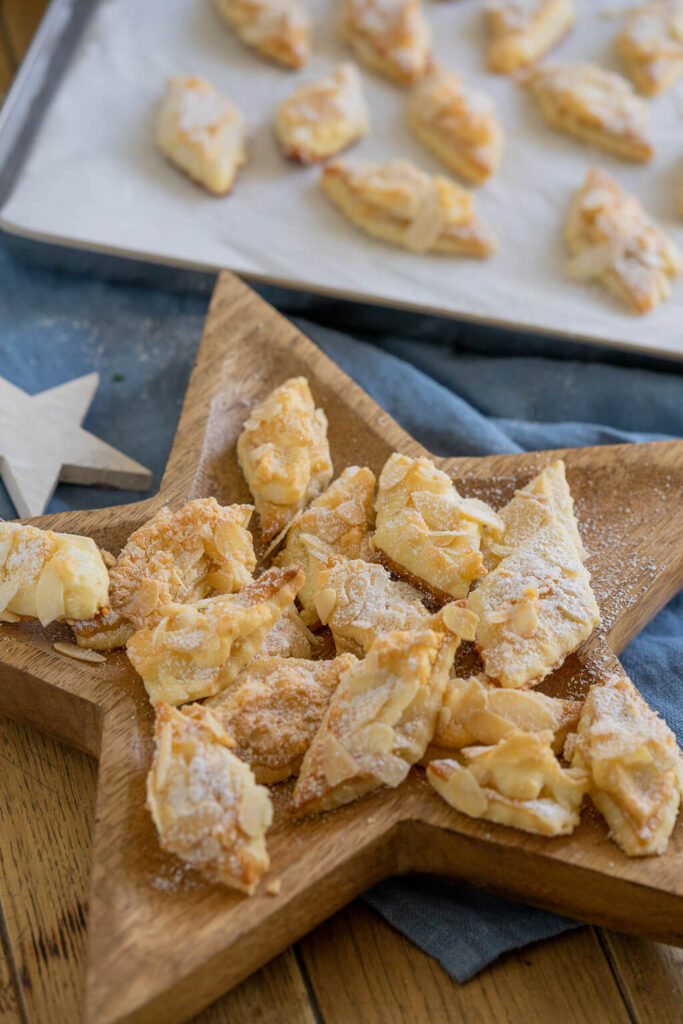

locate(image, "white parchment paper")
(2, 0), (682, 356)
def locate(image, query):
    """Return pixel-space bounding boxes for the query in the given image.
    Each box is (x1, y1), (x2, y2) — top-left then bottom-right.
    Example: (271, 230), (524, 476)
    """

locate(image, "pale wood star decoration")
(0, 371), (152, 517)
(0, 273), (681, 1024)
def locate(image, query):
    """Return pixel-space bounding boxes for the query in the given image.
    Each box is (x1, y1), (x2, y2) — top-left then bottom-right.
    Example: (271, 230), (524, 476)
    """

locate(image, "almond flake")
(53, 642), (106, 664)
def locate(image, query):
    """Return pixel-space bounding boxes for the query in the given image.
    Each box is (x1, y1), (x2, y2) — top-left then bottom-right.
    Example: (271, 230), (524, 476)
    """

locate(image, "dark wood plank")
(601, 932), (683, 1024)
(0, 714), (317, 1024)
(0, 940), (22, 1024)
(300, 904), (631, 1024)
(0, 716), (96, 1023)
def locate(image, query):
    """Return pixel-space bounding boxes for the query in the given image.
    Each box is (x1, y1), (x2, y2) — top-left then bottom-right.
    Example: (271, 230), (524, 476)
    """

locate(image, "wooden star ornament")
(0, 273), (681, 1024)
(0, 371), (152, 517)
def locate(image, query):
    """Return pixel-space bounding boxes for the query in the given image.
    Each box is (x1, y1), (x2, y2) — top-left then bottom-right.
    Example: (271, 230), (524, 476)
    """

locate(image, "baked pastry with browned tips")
(156, 77), (246, 196)
(321, 159), (497, 256)
(0, 522), (109, 627)
(428, 672), (582, 755)
(126, 566), (304, 705)
(427, 731), (588, 836)
(147, 703), (272, 892)
(484, 0), (576, 73)
(617, 1), (683, 96)
(291, 603), (477, 816)
(237, 377), (333, 542)
(205, 653), (357, 783)
(407, 67), (504, 184)
(213, 0), (311, 69)
(469, 519), (600, 690)
(565, 167), (683, 314)
(527, 63), (654, 163)
(372, 452), (504, 601)
(339, 0), (432, 85)
(275, 466), (375, 625)
(565, 673), (682, 856)
(314, 555), (431, 656)
(275, 64), (369, 163)
(73, 499), (256, 651)
(483, 460), (586, 570)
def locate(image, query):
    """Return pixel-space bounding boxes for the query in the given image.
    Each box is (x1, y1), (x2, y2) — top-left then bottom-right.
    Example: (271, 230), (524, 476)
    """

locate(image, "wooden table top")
(0, 5), (681, 1022)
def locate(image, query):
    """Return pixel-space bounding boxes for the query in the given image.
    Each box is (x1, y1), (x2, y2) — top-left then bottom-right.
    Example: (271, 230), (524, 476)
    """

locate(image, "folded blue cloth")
(1, 240), (680, 982)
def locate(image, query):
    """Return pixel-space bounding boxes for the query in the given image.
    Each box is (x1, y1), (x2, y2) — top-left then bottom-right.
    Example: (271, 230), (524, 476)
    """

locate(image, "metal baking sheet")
(1, 0), (682, 360)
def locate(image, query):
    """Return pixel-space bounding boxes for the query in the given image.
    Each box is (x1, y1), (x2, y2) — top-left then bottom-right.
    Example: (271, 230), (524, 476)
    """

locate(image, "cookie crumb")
(266, 879), (282, 896)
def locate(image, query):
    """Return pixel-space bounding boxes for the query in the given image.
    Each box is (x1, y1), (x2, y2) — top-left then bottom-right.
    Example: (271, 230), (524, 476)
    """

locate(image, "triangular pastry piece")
(237, 377), (333, 542)
(275, 466), (376, 625)
(212, 0), (312, 69)
(565, 673), (683, 856)
(205, 653), (357, 783)
(483, 460), (585, 570)
(468, 519), (600, 689)
(617, 1), (683, 96)
(321, 160), (497, 256)
(275, 64), (370, 163)
(73, 499), (256, 651)
(156, 77), (247, 195)
(407, 67), (504, 184)
(255, 604), (315, 659)
(565, 167), (683, 314)
(339, 0), (432, 85)
(147, 703), (272, 893)
(0, 522), (109, 627)
(372, 453), (504, 601)
(126, 566), (304, 705)
(314, 555), (431, 656)
(291, 603), (478, 816)
(527, 63), (654, 163)
(427, 731), (588, 836)
(484, 0), (576, 73)
(428, 672), (582, 755)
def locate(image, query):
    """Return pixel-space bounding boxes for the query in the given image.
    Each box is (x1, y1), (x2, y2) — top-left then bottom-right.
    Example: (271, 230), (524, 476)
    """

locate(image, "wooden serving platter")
(0, 271), (682, 1024)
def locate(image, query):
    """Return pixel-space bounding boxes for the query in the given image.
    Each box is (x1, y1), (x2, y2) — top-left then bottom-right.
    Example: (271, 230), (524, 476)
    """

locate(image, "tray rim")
(2, 215), (683, 364)
(1, 0), (682, 364)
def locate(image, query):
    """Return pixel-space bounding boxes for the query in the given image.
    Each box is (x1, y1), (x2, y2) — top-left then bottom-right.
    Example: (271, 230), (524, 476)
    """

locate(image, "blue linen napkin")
(0, 240), (681, 982)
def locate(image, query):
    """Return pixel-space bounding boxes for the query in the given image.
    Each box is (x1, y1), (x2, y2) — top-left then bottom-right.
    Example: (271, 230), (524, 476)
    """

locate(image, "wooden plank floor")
(0, 4), (681, 1022)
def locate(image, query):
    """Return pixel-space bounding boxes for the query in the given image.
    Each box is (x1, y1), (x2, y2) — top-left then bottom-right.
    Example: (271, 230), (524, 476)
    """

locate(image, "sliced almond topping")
(454, 498), (505, 534)
(315, 587), (338, 624)
(322, 734), (359, 787)
(238, 785), (273, 838)
(357, 722), (394, 754)
(509, 599), (539, 638)
(465, 708), (517, 746)
(53, 641), (106, 664)
(432, 762), (488, 817)
(266, 879), (282, 896)
(381, 676), (420, 723)
(441, 602), (478, 639)
(127, 578), (162, 618)
(0, 610), (20, 623)
(34, 569), (66, 626)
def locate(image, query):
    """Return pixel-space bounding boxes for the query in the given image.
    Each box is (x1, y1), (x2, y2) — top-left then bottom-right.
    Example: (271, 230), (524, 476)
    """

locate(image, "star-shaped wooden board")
(1, 272), (681, 1024)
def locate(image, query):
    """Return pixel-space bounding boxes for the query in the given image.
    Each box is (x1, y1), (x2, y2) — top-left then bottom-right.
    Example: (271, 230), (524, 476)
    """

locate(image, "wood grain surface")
(1, 8), (682, 1023)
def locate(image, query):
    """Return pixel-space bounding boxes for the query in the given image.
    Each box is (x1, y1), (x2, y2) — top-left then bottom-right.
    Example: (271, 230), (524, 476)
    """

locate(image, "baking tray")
(1, 0), (682, 361)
